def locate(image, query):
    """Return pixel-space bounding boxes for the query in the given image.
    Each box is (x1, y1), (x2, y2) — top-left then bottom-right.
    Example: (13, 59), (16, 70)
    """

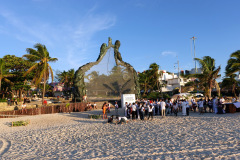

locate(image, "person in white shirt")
(160, 99), (166, 117)
(220, 97), (225, 104)
(181, 100), (187, 116)
(198, 99), (204, 114)
(131, 103), (137, 120)
(148, 105), (154, 120)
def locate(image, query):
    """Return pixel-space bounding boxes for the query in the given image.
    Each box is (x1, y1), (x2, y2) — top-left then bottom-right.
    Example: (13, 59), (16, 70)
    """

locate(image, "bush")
(65, 103), (70, 108)
(163, 93), (171, 99)
(147, 92), (160, 99)
(12, 120), (30, 127)
(0, 99), (7, 102)
(89, 114), (102, 119)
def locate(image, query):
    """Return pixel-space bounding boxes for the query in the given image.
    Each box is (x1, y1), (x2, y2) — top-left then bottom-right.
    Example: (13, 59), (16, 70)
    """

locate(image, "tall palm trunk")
(209, 81), (213, 98)
(19, 89), (23, 102)
(232, 84), (236, 97)
(209, 88), (212, 98)
(42, 72), (46, 105)
(0, 78), (1, 92)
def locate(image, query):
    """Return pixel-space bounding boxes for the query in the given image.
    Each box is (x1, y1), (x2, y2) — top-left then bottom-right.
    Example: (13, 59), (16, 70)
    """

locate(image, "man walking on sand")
(160, 99), (166, 118)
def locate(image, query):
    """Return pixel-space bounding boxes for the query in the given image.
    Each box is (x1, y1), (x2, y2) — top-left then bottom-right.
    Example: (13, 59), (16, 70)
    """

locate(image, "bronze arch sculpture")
(73, 37), (140, 101)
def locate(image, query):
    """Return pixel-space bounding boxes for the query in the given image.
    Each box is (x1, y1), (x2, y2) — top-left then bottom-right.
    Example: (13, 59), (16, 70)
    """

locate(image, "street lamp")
(174, 56), (181, 94)
(191, 36), (197, 73)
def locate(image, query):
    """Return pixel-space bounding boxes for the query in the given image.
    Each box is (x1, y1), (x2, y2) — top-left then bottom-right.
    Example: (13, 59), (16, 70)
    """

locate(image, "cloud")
(0, 6), (116, 70)
(0, 9), (54, 45)
(66, 10), (116, 68)
(161, 51), (177, 57)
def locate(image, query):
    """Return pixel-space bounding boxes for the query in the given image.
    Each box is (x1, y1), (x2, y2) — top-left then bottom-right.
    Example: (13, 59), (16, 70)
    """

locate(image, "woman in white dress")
(181, 100), (187, 116)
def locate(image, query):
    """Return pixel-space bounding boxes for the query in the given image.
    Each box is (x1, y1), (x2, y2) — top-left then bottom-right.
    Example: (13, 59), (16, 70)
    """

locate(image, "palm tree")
(190, 56), (221, 98)
(226, 50), (240, 76)
(149, 63), (160, 88)
(221, 74), (239, 97)
(23, 43), (58, 105)
(0, 58), (13, 93)
(57, 69), (75, 91)
(138, 70), (152, 96)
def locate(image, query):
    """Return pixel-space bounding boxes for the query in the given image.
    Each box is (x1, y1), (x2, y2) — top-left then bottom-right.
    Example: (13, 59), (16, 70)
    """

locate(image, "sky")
(0, 0), (240, 81)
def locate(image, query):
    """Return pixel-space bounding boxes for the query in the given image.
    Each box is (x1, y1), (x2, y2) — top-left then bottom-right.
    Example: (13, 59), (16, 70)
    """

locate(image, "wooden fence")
(0, 103), (87, 118)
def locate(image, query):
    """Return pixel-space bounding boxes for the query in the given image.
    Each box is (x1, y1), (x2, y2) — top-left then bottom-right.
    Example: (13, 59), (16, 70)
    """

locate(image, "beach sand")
(0, 109), (240, 159)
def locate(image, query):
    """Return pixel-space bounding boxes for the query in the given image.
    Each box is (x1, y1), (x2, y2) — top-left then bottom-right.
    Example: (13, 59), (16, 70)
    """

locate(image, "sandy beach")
(0, 109), (240, 159)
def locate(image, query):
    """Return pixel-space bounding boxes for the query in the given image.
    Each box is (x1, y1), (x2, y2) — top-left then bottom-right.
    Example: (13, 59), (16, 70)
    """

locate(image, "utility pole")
(178, 59), (181, 94)
(175, 56), (181, 94)
(191, 36), (197, 73)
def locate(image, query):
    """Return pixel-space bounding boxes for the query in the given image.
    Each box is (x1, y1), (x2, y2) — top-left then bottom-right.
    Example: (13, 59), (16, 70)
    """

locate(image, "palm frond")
(3, 78), (14, 85)
(194, 58), (207, 71)
(48, 64), (54, 82)
(49, 58), (58, 62)
(230, 50), (240, 59)
(211, 66), (221, 79)
(23, 63), (39, 76)
(22, 54), (40, 62)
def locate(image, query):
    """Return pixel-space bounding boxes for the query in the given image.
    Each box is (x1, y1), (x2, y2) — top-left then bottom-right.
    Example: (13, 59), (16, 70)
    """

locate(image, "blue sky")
(0, 0), (240, 81)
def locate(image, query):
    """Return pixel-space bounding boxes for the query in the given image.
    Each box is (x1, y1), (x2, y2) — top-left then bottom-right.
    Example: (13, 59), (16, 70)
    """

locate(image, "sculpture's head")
(115, 40), (121, 49)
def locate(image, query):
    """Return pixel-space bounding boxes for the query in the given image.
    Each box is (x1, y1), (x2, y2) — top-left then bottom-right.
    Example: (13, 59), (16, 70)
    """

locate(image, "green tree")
(23, 43), (58, 105)
(221, 74), (239, 97)
(190, 56), (221, 98)
(138, 63), (164, 97)
(56, 69), (75, 91)
(226, 50), (240, 76)
(138, 70), (152, 96)
(3, 55), (35, 101)
(0, 58), (13, 93)
(149, 63), (160, 90)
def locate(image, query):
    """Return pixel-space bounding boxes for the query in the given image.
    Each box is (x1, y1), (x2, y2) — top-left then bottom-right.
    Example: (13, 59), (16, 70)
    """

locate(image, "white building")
(158, 70), (196, 92)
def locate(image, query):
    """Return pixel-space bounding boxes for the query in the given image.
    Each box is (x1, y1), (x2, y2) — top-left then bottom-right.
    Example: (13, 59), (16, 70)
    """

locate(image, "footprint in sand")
(0, 138), (11, 157)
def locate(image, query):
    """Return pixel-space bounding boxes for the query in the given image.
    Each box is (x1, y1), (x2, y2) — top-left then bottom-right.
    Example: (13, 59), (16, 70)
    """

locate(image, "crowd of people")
(121, 96), (232, 120)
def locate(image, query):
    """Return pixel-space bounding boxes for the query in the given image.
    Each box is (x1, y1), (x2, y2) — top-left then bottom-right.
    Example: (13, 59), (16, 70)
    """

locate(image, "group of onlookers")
(124, 98), (182, 120)
(191, 96), (229, 114)
(122, 96), (231, 120)
(102, 95), (238, 122)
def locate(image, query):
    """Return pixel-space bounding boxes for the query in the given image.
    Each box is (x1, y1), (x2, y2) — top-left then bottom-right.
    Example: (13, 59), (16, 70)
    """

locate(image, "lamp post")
(159, 65), (163, 98)
(191, 36), (197, 73)
(175, 56), (181, 94)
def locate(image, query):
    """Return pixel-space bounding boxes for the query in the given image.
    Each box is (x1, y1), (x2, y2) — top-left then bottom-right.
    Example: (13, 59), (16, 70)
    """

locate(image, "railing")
(0, 103), (87, 118)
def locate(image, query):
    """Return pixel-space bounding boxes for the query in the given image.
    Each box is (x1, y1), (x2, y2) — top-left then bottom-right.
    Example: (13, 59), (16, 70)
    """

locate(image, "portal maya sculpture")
(73, 37), (140, 101)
